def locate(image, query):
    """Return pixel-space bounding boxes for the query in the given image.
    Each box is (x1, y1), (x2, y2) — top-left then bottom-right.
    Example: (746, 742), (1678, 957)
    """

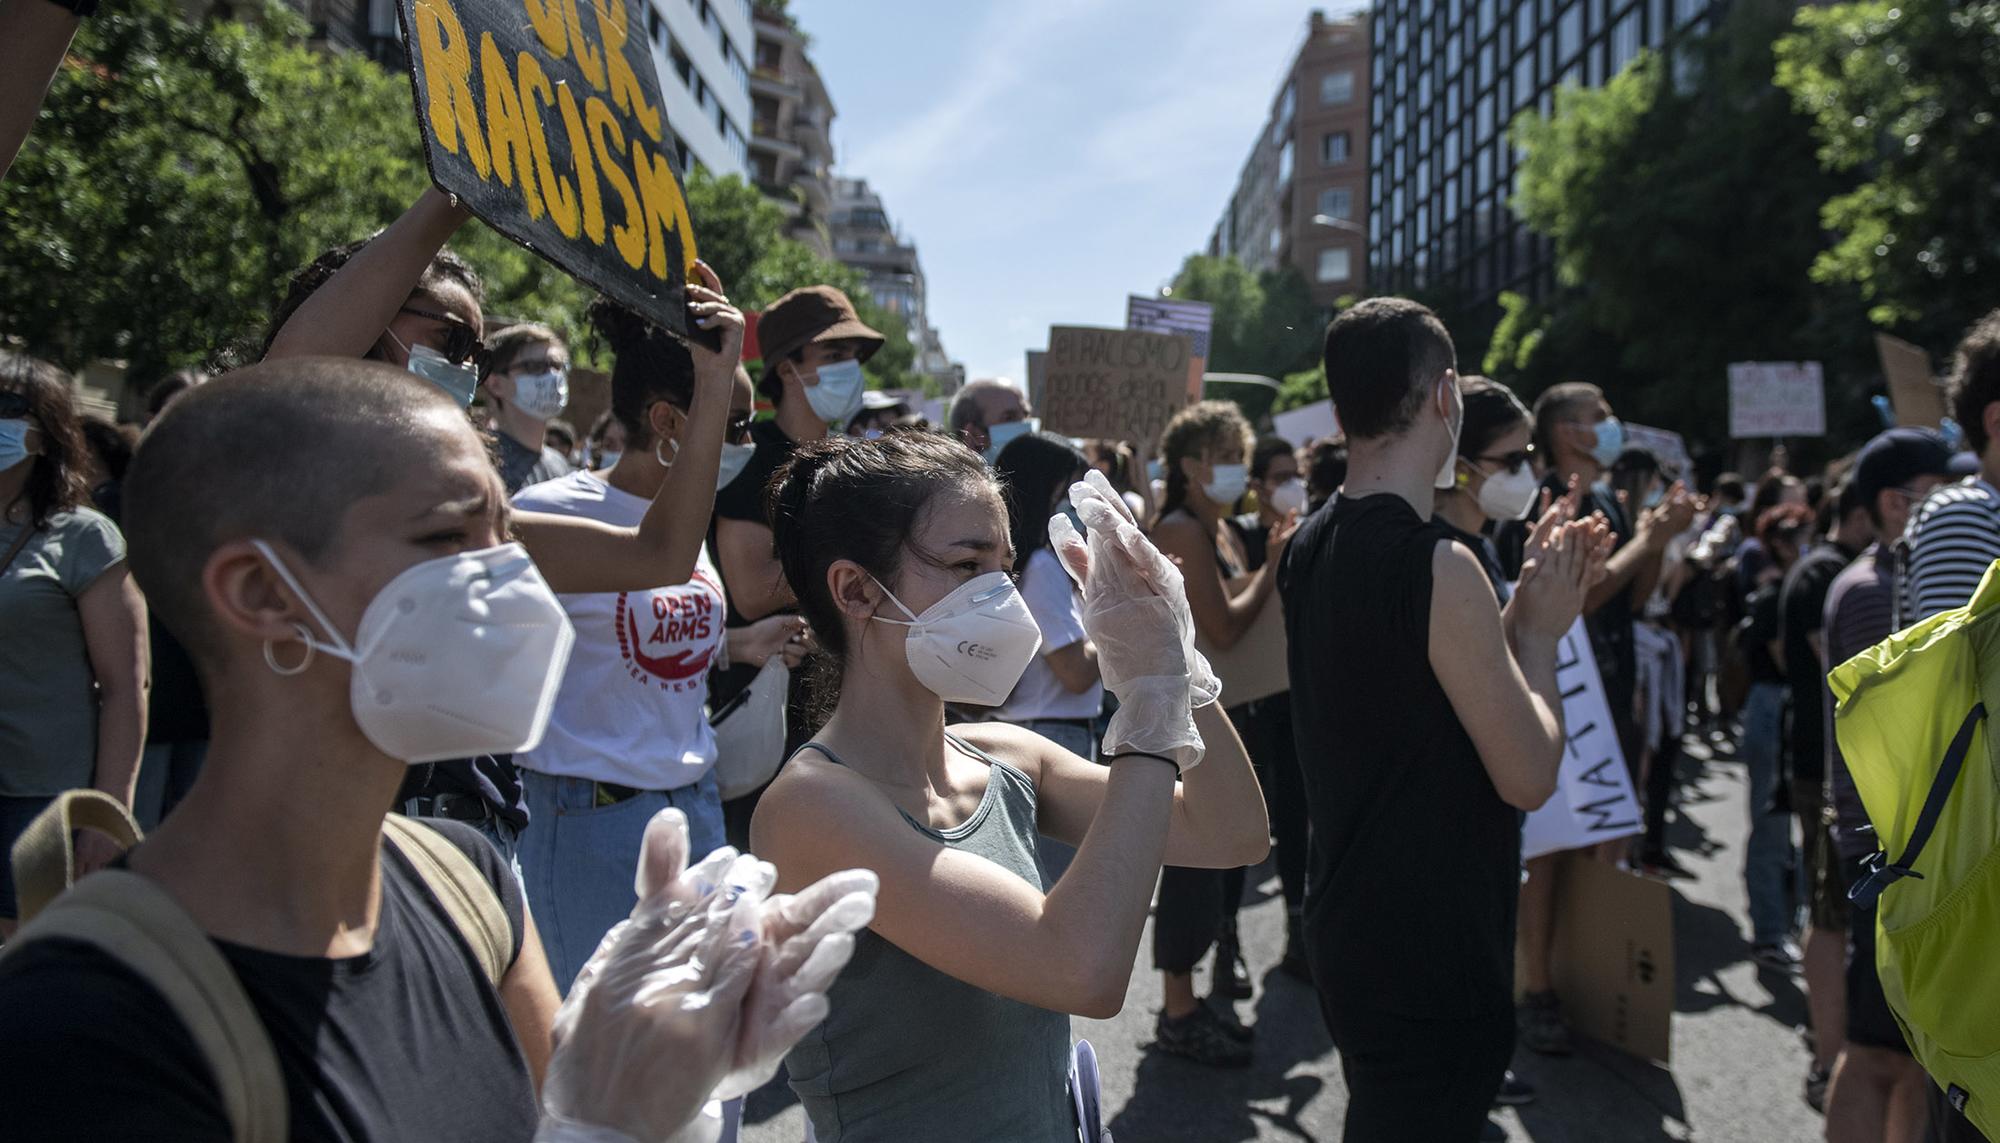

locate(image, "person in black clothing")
(1499, 382), (1697, 1054)
(711, 284), (883, 845)
(1739, 502), (1814, 970)
(1779, 474), (1876, 1099)
(1281, 298), (1609, 1143)
(478, 322), (574, 495)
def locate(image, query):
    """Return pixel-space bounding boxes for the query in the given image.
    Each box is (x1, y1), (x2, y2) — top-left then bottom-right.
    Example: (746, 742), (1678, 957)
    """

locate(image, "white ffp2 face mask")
(253, 540), (576, 763)
(872, 571), (1042, 707)
(1267, 477), (1308, 516)
(1476, 461), (1541, 521)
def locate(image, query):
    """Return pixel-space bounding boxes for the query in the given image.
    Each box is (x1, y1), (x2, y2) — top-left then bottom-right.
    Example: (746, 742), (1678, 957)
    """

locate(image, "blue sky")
(790, 0), (1366, 385)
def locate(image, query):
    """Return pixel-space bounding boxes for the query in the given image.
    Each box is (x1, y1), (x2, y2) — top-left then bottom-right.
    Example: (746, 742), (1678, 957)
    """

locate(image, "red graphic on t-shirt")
(614, 573), (721, 684)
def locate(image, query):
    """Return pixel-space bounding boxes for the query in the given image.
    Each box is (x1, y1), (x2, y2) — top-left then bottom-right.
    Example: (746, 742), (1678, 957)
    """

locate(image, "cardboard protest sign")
(1543, 858), (1675, 1065)
(1197, 576), (1288, 705)
(1039, 326), (1193, 447)
(1025, 349), (1047, 413)
(1728, 362), (1826, 438)
(1876, 332), (1947, 429)
(1127, 296), (1213, 400)
(397, 0), (698, 336)
(1522, 620), (1642, 860)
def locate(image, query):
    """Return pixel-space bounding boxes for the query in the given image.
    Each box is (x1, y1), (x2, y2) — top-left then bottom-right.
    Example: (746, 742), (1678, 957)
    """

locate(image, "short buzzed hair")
(1531, 382), (1606, 459)
(480, 322), (564, 382)
(1321, 298), (1455, 441)
(124, 358), (461, 665)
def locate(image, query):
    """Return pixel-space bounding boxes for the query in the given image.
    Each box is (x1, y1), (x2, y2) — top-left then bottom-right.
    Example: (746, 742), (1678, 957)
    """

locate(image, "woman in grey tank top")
(751, 433), (1271, 1142)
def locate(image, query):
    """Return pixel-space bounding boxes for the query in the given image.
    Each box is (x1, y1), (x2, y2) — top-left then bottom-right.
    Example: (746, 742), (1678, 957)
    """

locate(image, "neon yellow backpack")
(1831, 558), (2000, 1138)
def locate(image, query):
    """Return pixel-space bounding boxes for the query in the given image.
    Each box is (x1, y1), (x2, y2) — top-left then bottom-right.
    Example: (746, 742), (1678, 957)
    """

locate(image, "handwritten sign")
(1128, 296), (1212, 401)
(1522, 620), (1643, 860)
(1728, 361), (1826, 439)
(1040, 326), (1193, 447)
(1876, 332), (1947, 429)
(1623, 423), (1690, 481)
(398, 0), (698, 336)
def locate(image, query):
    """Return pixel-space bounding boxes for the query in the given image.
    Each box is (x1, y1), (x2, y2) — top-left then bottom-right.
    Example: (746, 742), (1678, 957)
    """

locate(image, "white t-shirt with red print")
(511, 471), (724, 790)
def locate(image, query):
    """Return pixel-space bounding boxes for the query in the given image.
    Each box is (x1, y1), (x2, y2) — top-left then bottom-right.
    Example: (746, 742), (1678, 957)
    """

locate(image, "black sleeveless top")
(1278, 493), (1522, 1018)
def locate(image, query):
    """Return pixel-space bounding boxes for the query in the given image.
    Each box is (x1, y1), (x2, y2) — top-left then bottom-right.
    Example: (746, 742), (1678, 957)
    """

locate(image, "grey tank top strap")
(782, 734), (1072, 1141)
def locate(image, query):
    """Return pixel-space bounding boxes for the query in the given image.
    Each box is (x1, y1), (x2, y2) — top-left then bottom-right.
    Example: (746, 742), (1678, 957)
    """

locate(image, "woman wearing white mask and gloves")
(752, 435), (1268, 1141)
(1147, 400), (1299, 1061)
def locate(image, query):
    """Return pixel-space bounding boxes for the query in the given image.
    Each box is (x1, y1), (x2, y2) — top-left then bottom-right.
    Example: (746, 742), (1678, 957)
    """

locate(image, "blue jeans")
(517, 769), (726, 992)
(1740, 682), (1797, 944)
(1015, 719), (1098, 889)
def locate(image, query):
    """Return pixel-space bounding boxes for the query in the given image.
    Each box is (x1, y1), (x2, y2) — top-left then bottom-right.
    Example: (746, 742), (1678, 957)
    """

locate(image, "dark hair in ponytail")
(590, 299), (694, 449)
(994, 431), (1087, 571)
(768, 433), (997, 721)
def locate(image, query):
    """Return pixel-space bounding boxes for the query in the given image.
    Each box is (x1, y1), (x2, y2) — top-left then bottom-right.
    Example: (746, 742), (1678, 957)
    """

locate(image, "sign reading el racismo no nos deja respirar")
(396, 0), (698, 337)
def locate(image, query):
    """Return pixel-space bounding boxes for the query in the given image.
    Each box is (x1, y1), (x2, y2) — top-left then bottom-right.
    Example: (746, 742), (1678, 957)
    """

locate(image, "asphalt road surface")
(741, 734), (1826, 1142)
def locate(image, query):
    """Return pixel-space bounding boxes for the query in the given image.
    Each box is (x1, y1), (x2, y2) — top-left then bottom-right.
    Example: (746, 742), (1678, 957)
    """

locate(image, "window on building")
(647, 8), (663, 47)
(1320, 69), (1355, 105)
(1318, 187), (1353, 220)
(1515, 4), (1536, 47)
(1475, 93), (1493, 142)
(1675, 0), (1703, 28)
(671, 44), (693, 87)
(1274, 81), (1297, 144)
(1513, 53), (1534, 97)
(1322, 131), (1351, 165)
(755, 37), (781, 71)
(1612, 10), (1640, 70)
(1479, 0), (1495, 35)
(1278, 139), (1294, 184)
(1318, 247), (1353, 283)
(728, 46), (748, 93)
(1269, 226), (1284, 255)
(1558, 3), (1582, 60)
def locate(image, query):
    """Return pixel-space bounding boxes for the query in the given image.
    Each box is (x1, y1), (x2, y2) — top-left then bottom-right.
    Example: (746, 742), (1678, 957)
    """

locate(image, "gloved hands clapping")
(1049, 469), (1218, 772)
(534, 810), (878, 1143)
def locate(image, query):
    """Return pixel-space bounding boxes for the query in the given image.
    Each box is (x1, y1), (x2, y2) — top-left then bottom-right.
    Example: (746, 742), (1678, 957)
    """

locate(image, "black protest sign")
(398, 0), (697, 336)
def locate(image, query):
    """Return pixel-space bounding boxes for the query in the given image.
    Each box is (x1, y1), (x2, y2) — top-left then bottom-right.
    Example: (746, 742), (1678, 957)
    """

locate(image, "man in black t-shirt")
(1280, 299), (1604, 1143)
(712, 286), (882, 843)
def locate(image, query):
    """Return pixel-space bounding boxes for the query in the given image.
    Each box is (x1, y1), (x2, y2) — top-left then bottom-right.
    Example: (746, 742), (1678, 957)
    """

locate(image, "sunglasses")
(397, 306), (485, 366)
(726, 413), (755, 444)
(0, 392), (28, 419)
(1477, 444), (1535, 472)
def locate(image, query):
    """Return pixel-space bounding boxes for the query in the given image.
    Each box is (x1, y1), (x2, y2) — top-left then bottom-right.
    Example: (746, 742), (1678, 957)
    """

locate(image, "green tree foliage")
(681, 168), (919, 391)
(0, 0), (592, 383)
(1167, 255), (1324, 385)
(1509, 0), (1866, 444)
(1775, 0), (2000, 347)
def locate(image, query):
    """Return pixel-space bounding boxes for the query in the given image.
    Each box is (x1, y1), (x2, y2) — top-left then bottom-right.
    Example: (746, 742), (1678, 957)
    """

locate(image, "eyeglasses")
(0, 392), (28, 419)
(1477, 445), (1535, 472)
(397, 306), (484, 366)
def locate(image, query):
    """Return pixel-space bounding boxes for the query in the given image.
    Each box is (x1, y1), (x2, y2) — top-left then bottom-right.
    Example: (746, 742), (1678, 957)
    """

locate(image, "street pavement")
(741, 735), (1826, 1142)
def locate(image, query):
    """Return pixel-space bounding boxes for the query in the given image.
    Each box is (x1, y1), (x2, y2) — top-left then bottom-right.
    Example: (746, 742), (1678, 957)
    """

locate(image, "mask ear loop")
(263, 623), (318, 677)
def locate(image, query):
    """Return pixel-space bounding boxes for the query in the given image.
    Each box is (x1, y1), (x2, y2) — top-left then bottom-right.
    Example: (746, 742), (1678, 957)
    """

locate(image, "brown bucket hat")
(757, 286), (885, 379)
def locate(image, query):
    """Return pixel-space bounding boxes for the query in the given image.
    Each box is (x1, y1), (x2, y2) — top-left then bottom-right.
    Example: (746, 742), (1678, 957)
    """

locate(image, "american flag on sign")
(1126, 296), (1214, 360)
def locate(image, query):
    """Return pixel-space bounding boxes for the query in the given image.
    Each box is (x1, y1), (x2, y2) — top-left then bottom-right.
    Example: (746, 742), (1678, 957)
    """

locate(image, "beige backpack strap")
(9, 789), (143, 923)
(2, 871), (287, 1143)
(381, 816), (511, 986)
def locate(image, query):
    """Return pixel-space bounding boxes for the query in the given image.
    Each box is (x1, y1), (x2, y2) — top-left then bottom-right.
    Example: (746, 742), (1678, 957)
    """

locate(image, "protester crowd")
(4, 26), (2000, 1134)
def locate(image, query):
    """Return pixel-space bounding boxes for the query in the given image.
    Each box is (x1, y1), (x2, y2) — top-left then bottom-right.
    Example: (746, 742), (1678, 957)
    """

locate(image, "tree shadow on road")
(1672, 891), (1807, 1031)
(1106, 966), (1334, 1142)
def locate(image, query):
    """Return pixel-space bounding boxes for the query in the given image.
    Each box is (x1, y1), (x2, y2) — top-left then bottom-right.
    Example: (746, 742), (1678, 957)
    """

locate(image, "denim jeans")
(517, 769), (726, 992)
(1014, 719), (1097, 888)
(1740, 681), (1797, 944)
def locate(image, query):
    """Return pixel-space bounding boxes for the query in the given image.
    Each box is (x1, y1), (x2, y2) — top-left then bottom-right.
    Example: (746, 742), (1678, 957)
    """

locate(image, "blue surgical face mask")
(718, 440), (756, 489)
(804, 358), (867, 424)
(1590, 418), (1626, 467)
(0, 420), (33, 471)
(984, 417), (1041, 463)
(1205, 463), (1249, 506)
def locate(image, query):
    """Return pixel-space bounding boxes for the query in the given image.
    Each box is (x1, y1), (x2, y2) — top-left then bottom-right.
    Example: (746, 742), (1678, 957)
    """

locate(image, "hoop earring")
(656, 437), (680, 468)
(263, 623), (317, 677)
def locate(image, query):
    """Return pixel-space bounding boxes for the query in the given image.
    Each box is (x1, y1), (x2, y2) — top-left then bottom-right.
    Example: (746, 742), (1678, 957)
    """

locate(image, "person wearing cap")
(846, 390), (909, 438)
(713, 285), (883, 628)
(711, 286), (881, 848)
(1820, 427), (1961, 1142)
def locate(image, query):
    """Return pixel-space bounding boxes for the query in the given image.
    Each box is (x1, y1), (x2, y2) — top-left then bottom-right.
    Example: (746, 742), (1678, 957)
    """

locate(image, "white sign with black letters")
(1522, 619), (1643, 859)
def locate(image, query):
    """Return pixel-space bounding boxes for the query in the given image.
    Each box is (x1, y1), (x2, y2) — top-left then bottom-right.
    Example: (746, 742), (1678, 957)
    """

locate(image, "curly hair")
(1156, 399), (1254, 522)
(0, 353), (91, 528)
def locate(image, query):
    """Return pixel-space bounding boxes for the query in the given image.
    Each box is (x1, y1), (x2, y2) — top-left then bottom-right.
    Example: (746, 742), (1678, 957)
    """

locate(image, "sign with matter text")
(1040, 326), (1194, 447)
(1521, 619), (1643, 860)
(1728, 361), (1826, 439)
(398, 0), (697, 336)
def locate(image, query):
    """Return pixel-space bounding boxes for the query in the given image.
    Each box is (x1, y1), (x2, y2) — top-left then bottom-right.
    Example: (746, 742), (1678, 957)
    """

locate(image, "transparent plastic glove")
(709, 868), (881, 1101)
(535, 810), (772, 1143)
(1049, 469), (1216, 771)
